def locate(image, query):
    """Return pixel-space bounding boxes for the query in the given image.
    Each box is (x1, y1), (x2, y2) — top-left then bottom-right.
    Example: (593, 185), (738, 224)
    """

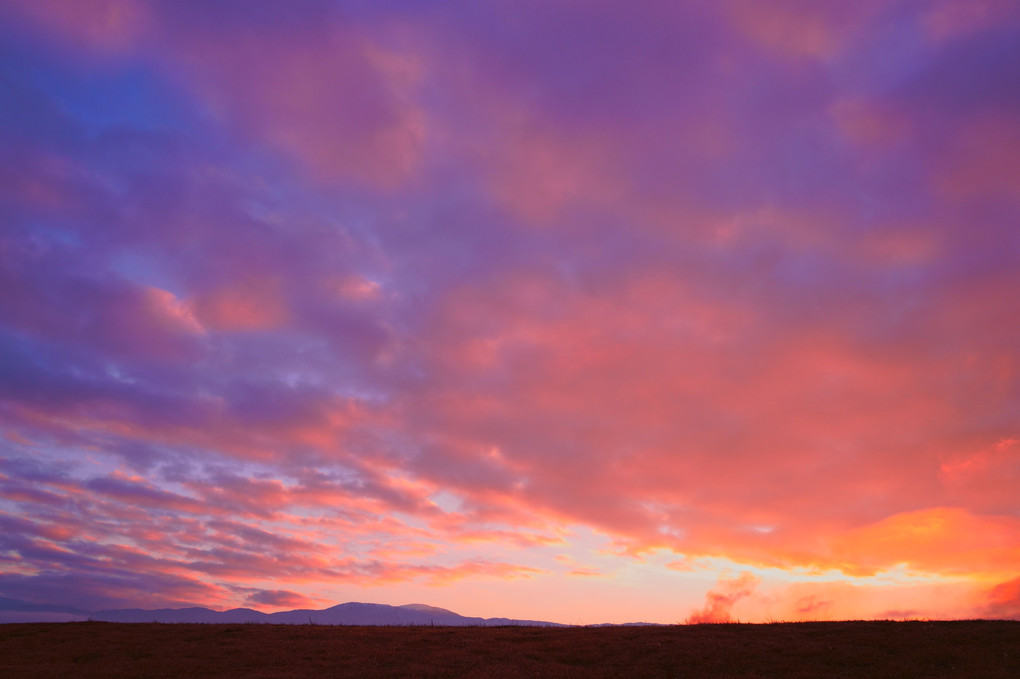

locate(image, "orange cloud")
(741, 579), (985, 623)
(830, 508), (1020, 578)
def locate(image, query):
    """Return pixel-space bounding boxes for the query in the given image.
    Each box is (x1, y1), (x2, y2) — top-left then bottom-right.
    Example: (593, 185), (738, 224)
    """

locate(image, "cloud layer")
(0, 0), (1018, 623)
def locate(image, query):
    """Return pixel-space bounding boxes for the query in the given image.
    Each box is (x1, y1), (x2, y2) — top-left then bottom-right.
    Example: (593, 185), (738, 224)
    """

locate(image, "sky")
(0, 0), (1018, 625)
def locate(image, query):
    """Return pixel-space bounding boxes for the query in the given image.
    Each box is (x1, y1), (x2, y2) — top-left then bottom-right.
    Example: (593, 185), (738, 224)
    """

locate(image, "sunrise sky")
(1, 0), (1018, 625)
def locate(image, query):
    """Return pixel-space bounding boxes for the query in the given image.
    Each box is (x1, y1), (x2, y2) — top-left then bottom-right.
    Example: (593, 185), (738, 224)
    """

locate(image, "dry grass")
(1, 620), (1017, 678)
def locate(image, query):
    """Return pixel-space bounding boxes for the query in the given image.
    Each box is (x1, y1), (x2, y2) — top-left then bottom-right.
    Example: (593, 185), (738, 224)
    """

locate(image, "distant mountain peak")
(0, 599), (568, 626)
(399, 603), (458, 615)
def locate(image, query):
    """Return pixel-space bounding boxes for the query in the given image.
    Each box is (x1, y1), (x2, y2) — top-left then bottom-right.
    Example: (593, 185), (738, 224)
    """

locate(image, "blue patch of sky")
(0, 25), (193, 137)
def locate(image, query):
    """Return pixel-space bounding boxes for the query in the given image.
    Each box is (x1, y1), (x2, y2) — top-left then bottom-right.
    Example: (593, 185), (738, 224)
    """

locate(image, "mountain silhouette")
(0, 598), (566, 626)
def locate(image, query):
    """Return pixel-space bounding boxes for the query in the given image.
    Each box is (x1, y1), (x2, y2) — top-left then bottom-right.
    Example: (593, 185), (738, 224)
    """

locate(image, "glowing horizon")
(0, 0), (1018, 625)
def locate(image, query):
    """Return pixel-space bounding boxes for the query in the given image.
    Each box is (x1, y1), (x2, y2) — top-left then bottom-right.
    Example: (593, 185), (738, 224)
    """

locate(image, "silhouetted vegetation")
(1, 620), (1017, 678)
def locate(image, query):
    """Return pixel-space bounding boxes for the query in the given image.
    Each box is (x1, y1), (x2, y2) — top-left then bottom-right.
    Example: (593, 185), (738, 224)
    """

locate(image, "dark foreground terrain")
(1, 620), (1017, 678)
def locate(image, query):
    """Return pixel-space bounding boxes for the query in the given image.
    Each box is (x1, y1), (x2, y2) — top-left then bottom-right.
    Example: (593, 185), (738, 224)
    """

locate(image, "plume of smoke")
(686, 572), (760, 623)
(984, 576), (1020, 620)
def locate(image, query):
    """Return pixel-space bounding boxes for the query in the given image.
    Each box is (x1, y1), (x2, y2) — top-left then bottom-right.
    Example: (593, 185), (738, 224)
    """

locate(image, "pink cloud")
(830, 98), (911, 151)
(935, 113), (1020, 202)
(722, 0), (883, 59)
(397, 253), (1020, 585)
(190, 278), (288, 332)
(922, 0), (1020, 43)
(141, 287), (205, 335)
(167, 22), (426, 188)
(1, 0), (151, 54)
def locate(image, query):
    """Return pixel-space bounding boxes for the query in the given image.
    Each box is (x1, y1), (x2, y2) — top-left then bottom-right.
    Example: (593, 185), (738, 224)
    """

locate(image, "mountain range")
(0, 598), (568, 626)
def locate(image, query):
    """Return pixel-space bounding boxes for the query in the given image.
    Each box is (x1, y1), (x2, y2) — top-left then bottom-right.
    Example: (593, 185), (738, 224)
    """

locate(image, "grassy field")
(1, 620), (1017, 678)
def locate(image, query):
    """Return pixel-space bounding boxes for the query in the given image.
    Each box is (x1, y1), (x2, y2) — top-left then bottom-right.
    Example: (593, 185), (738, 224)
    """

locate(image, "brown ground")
(1, 620), (1017, 678)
